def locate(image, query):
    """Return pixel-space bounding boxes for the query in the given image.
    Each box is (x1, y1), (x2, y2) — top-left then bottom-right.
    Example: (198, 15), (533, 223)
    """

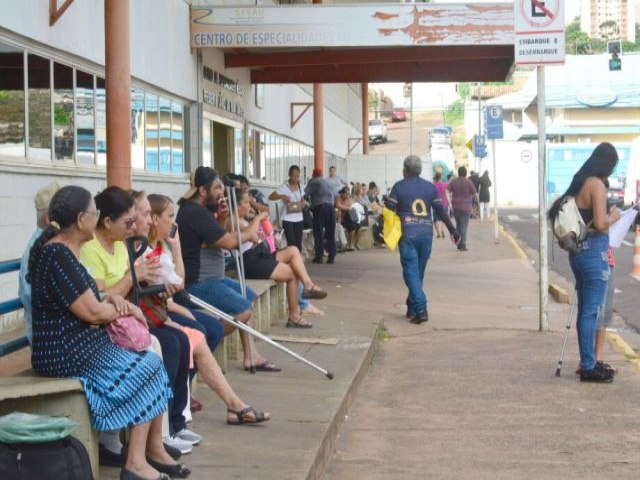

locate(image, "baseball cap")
(312, 168), (323, 177)
(182, 166), (218, 200)
(34, 182), (61, 211)
(369, 181), (377, 189)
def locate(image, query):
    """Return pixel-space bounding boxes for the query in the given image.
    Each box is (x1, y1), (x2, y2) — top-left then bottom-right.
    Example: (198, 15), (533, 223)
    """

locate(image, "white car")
(368, 119), (388, 144)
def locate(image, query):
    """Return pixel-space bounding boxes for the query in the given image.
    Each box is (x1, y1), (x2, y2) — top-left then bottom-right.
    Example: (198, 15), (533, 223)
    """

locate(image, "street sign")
(514, 0), (565, 66)
(485, 105), (504, 140)
(473, 134), (486, 158)
(521, 149), (532, 163)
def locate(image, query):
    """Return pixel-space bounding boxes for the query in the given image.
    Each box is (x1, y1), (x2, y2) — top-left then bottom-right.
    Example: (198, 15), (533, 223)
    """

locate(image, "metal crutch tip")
(555, 368), (561, 377)
(326, 371), (334, 380)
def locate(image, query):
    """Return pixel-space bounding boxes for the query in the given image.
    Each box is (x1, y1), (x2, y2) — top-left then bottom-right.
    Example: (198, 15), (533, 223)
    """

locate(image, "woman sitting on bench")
(146, 193), (271, 426)
(27, 185), (181, 480)
(232, 189), (328, 328)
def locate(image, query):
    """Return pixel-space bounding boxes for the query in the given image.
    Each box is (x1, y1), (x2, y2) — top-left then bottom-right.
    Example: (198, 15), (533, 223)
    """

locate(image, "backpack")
(551, 196), (588, 254)
(0, 436), (93, 480)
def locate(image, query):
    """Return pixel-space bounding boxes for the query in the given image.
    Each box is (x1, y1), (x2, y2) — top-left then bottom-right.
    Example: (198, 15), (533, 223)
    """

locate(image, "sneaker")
(163, 435), (194, 454)
(175, 428), (203, 445)
(580, 367), (614, 383)
(410, 311), (429, 324)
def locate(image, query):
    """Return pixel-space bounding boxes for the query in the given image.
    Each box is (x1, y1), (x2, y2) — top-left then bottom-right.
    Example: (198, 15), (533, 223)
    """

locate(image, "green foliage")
(444, 99), (465, 127)
(622, 40), (640, 53)
(54, 104), (71, 126)
(456, 83), (470, 100)
(566, 19), (640, 54)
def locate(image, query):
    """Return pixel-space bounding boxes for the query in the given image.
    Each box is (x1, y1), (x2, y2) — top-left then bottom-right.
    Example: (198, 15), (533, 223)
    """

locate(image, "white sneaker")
(162, 435), (193, 454)
(175, 428), (202, 445)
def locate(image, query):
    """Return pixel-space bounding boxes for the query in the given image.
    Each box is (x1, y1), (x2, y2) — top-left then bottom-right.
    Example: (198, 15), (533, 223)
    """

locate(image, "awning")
(191, 3), (515, 84)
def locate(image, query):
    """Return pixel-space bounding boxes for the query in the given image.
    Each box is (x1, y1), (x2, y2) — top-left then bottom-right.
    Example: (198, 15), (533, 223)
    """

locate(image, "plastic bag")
(144, 245), (183, 286)
(382, 207), (402, 251)
(0, 412), (78, 443)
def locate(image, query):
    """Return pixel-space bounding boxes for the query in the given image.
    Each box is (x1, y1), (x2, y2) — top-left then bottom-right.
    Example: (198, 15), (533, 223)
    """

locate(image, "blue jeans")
(569, 233), (610, 371)
(187, 277), (256, 316)
(453, 210), (471, 249)
(398, 235), (433, 315)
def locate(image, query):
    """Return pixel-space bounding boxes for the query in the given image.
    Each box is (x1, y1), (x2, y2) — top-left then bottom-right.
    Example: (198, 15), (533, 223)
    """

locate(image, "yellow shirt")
(80, 238), (129, 289)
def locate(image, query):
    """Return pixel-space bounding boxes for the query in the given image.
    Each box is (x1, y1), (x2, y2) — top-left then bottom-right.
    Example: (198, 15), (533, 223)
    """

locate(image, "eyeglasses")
(83, 209), (100, 218)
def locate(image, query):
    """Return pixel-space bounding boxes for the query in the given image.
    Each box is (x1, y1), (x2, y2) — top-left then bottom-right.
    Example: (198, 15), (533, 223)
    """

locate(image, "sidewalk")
(102, 220), (640, 479)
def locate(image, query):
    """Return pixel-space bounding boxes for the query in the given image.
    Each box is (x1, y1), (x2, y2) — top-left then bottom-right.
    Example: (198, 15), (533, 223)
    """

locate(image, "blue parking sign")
(473, 134), (486, 158)
(485, 105), (504, 140)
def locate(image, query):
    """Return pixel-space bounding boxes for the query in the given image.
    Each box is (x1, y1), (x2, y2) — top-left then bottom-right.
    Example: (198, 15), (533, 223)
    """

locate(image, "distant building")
(580, 0), (636, 43)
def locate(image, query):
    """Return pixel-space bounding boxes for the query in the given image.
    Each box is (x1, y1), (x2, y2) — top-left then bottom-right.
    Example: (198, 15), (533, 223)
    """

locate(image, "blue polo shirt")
(387, 176), (441, 239)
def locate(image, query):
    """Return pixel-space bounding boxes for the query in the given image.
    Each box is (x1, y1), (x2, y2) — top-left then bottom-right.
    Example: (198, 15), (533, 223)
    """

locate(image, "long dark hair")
(94, 186), (134, 227)
(26, 186), (92, 283)
(548, 142), (618, 222)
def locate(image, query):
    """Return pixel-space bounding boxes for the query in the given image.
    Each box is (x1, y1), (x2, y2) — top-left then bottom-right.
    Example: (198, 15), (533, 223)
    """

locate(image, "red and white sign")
(514, 0), (565, 66)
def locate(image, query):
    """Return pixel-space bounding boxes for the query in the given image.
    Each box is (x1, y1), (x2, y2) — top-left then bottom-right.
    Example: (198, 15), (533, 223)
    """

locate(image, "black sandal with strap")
(227, 406), (270, 426)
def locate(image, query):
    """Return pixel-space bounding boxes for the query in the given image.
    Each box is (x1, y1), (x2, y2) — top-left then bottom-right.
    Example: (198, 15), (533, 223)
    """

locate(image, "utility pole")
(476, 82), (482, 171)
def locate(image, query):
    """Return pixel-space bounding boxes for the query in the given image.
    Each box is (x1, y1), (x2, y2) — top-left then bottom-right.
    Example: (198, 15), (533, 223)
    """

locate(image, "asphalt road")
(500, 208), (640, 334)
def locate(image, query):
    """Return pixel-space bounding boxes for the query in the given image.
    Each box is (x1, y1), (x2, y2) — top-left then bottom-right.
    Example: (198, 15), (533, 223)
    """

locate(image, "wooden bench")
(0, 259), (98, 479)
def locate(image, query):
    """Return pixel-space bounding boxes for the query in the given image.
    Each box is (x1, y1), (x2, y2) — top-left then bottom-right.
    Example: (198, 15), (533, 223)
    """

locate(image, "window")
(28, 54), (51, 160)
(145, 93), (159, 171)
(130, 88), (145, 170)
(171, 101), (184, 173)
(53, 62), (74, 161)
(96, 77), (106, 165)
(158, 97), (171, 172)
(202, 119), (212, 167)
(75, 70), (95, 164)
(0, 41), (25, 158)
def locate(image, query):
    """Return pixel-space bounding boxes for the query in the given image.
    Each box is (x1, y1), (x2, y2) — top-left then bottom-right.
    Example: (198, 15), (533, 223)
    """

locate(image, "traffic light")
(608, 40), (622, 71)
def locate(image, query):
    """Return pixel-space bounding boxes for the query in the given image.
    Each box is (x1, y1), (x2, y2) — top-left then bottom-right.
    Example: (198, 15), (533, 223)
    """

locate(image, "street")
(500, 208), (640, 334)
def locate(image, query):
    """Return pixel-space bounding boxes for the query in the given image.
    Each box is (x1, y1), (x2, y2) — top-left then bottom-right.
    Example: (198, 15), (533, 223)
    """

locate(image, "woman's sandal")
(286, 315), (313, 328)
(227, 406), (270, 426)
(302, 285), (328, 300)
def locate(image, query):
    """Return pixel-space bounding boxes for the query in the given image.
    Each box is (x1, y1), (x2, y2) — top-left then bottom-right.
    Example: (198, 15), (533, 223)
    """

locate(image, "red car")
(391, 108), (407, 122)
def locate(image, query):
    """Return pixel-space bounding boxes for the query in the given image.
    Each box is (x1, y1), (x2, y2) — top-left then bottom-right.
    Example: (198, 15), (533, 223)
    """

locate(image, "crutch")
(226, 186), (254, 373)
(188, 294), (334, 379)
(555, 290), (578, 377)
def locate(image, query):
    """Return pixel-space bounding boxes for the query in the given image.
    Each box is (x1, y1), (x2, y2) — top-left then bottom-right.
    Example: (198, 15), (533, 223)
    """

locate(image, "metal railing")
(0, 259), (29, 357)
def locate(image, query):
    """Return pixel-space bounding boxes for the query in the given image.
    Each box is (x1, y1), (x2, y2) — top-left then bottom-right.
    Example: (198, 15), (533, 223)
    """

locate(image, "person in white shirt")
(269, 165), (305, 251)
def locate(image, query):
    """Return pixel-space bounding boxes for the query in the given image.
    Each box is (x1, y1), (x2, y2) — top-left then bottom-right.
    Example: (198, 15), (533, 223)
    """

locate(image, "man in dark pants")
(447, 166), (478, 251)
(387, 155), (459, 324)
(305, 168), (337, 264)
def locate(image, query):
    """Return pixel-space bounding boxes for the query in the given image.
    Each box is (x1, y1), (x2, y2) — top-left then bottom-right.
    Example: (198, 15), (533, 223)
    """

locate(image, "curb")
(607, 332), (640, 373)
(498, 224), (528, 260)
(499, 223), (571, 304)
(307, 320), (383, 480)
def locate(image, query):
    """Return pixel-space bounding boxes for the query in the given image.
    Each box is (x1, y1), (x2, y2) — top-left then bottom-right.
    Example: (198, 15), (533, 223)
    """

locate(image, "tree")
(565, 18), (592, 54)
(598, 20), (620, 41)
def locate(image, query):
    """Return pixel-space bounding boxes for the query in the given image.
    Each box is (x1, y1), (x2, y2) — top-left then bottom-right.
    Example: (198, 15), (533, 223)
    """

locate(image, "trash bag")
(0, 412), (78, 443)
(382, 207), (402, 251)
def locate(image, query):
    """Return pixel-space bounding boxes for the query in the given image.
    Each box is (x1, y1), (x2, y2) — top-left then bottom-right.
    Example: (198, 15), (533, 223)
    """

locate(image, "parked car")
(429, 125), (452, 146)
(368, 119), (388, 144)
(391, 108), (407, 122)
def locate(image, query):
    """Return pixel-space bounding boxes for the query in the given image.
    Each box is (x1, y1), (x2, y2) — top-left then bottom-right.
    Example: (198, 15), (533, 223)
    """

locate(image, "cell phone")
(169, 224), (177, 238)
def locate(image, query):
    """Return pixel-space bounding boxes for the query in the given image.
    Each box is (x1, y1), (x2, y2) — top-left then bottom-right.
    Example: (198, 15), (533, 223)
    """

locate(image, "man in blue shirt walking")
(386, 155), (459, 324)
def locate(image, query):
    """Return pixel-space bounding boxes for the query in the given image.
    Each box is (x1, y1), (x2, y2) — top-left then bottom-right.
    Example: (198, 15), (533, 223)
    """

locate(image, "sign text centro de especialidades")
(193, 30), (334, 47)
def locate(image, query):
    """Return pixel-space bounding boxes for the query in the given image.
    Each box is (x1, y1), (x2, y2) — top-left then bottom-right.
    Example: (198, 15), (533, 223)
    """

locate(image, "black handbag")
(302, 205), (313, 229)
(0, 436), (93, 480)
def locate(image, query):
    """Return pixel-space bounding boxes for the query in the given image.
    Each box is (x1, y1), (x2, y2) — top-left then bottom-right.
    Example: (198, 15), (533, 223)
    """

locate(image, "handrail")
(0, 258), (29, 358)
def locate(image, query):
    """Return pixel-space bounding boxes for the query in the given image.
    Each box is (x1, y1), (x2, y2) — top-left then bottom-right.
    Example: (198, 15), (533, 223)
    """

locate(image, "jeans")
(453, 210), (471, 249)
(569, 233), (610, 371)
(298, 282), (310, 310)
(398, 235), (433, 315)
(149, 325), (190, 436)
(312, 203), (336, 262)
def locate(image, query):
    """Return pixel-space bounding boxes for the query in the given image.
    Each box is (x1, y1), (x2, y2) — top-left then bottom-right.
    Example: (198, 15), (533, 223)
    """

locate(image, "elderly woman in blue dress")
(27, 185), (184, 480)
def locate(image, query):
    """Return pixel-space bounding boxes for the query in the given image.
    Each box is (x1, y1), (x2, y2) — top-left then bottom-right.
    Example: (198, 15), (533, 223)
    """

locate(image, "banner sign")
(191, 4), (513, 49)
(514, 0), (565, 65)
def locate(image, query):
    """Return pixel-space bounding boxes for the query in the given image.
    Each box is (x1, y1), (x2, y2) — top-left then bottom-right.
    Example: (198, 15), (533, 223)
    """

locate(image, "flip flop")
(227, 406), (270, 426)
(244, 361), (282, 372)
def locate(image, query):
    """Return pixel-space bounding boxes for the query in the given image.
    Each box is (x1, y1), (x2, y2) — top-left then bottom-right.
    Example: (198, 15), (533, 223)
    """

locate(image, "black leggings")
(283, 220), (303, 252)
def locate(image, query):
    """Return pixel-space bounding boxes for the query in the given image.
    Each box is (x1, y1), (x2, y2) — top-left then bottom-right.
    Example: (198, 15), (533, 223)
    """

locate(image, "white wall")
(0, 0), (197, 100)
(345, 155), (405, 195)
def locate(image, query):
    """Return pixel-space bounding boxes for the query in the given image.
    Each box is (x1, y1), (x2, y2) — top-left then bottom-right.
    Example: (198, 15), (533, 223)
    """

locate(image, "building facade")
(580, 0), (637, 42)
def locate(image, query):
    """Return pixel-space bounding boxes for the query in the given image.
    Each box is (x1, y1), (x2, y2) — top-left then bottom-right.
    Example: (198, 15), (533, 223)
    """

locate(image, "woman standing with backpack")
(548, 142), (620, 383)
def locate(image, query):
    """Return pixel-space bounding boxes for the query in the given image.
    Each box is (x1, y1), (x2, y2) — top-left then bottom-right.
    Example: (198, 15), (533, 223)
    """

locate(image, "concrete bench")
(208, 278), (287, 372)
(0, 259), (98, 479)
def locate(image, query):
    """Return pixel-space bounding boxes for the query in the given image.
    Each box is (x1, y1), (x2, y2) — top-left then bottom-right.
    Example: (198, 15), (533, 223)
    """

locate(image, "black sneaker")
(312, 258), (323, 264)
(410, 311), (429, 324)
(580, 367), (614, 383)
(595, 361), (617, 375)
